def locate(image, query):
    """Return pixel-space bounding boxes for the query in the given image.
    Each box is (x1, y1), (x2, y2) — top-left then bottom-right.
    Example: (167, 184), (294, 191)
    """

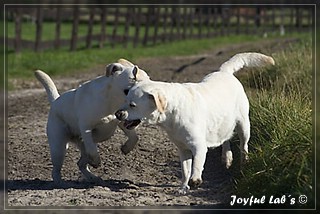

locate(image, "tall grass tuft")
(234, 37), (313, 207)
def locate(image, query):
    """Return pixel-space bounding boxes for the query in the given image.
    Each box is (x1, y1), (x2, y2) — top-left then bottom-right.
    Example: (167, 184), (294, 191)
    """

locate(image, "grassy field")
(233, 36), (314, 207)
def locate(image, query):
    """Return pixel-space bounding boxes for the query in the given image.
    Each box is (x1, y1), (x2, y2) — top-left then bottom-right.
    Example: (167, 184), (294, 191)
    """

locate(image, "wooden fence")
(6, 6), (314, 53)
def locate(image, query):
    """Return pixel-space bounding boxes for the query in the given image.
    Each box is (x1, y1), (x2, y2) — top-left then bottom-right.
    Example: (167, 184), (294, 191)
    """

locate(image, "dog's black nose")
(115, 110), (125, 120)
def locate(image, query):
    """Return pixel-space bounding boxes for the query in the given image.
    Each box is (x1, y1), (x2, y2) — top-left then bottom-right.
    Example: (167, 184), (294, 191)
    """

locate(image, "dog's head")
(115, 82), (167, 130)
(105, 59), (150, 96)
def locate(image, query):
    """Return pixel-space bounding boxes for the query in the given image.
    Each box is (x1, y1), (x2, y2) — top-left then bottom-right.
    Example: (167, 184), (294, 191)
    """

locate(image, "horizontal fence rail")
(5, 6), (314, 52)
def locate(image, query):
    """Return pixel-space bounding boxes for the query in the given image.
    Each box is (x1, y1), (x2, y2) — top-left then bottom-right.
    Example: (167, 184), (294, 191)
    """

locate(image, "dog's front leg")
(77, 141), (103, 183)
(80, 128), (101, 168)
(177, 148), (192, 194)
(118, 122), (139, 155)
(188, 144), (207, 188)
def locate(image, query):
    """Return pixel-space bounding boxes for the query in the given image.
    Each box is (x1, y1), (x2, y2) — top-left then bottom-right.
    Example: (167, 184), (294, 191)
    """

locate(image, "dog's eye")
(130, 102), (136, 108)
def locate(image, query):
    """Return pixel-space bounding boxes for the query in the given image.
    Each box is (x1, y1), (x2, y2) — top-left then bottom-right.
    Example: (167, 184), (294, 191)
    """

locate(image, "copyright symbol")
(299, 195), (307, 204)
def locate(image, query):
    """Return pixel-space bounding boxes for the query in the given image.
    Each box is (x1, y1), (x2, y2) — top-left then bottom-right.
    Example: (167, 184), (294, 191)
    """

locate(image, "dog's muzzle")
(115, 110), (141, 130)
(115, 110), (128, 121)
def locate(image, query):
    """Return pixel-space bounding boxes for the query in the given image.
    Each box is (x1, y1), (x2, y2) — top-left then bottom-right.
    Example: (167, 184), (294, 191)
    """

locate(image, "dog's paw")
(241, 153), (249, 166)
(188, 178), (203, 188)
(177, 185), (190, 195)
(101, 115), (116, 123)
(87, 154), (101, 168)
(121, 144), (133, 155)
(52, 170), (63, 185)
(80, 173), (104, 185)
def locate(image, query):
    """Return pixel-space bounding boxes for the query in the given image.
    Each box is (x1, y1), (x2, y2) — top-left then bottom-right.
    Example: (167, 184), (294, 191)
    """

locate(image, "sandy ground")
(3, 38), (297, 212)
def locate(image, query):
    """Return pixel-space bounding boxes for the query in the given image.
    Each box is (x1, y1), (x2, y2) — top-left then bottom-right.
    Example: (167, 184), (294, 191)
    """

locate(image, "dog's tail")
(219, 52), (275, 75)
(34, 70), (60, 104)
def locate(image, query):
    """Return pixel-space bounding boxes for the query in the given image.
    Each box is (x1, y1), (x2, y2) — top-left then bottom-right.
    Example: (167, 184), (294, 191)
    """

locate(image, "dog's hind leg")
(47, 118), (68, 185)
(236, 116), (250, 166)
(222, 141), (233, 169)
(189, 144), (207, 189)
(118, 122), (139, 155)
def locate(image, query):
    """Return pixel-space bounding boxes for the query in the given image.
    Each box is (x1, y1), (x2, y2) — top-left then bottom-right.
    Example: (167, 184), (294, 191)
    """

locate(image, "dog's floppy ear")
(118, 58), (134, 67)
(148, 91), (167, 113)
(105, 63), (123, 77)
(133, 66), (150, 81)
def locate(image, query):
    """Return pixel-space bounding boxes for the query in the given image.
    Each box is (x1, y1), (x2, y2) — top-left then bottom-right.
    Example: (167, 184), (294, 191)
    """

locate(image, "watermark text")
(230, 195), (307, 206)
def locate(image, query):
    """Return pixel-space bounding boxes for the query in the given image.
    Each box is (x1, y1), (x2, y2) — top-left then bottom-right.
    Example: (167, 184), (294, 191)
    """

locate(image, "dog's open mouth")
(124, 119), (141, 130)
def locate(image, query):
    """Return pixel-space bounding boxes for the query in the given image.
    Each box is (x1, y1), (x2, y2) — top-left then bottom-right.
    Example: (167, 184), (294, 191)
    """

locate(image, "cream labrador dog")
(115, 53), (275, 194)
(35, 59), (149, 184)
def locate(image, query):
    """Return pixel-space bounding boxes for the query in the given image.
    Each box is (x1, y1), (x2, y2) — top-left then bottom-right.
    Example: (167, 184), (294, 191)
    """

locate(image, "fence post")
(54, 7), (61, 49)
(176, 8), (181, 40)
(14, 8), (22, 53)
(162, 7), (168, 42)
(246, 8), (250, 34)
(152, 7), (160, 45)
(111, 7), (120, 48)
(189, 8), (194, 38)
(212, 7), (218, 36)
(143, 7), (152, 46)
(70, 5), (79, 51)
(226, 9), (230, 35)
(280, 7), (285, 36)
(182, 7), (187, 39)
(236, 7), (240, 34)
(34, 6), (43, 52)
(86, 8), (95, 49)
(169, 7), (175, 41)
(221, 8), (225, 35)
(197, 9), (202, 38)
(295, 7), (301, 29)
(99, 7), (107, 48)
(123, 8), (131, 48)
(255, 6), (261, 28)
(205, 8), (211, 38)
(133, 7), (141, 48)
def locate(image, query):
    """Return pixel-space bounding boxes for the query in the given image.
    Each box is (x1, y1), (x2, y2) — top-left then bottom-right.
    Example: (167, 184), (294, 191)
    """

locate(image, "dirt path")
(6, 38), (298, 209)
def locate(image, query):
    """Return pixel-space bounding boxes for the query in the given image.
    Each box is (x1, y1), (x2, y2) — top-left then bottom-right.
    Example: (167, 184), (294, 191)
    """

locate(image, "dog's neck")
(148, 81), (202, 135)
(147, 83), (185, 129)
(92, 76), (126, 114)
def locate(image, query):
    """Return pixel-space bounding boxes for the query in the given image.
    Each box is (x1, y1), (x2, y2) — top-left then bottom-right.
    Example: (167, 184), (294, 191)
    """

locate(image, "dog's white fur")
(115, 53), (275, 193)
(35, 59), (149, 184)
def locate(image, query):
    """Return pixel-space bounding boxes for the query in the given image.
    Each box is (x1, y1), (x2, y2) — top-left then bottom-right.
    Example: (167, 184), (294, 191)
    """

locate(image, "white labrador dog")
(35, 59), (149, 184)
(115, 53), (275, 193)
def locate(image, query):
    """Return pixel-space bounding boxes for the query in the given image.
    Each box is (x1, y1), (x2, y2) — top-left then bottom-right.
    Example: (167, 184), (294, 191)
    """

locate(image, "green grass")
(7, 32), (310, 81)
(233, 36), (313, 207)
(7, 21), (100, 41)
(7, 34), (265, 79)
